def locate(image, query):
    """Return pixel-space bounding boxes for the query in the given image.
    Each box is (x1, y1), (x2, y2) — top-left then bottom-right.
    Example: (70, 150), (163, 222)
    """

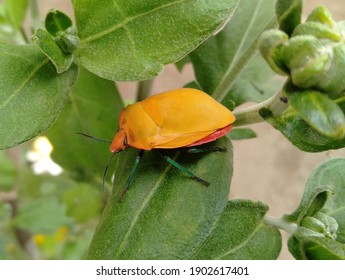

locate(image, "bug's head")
(110, 129), (128, 153)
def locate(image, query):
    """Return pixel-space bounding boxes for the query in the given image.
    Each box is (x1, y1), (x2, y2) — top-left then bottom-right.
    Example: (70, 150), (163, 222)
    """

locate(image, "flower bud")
(313, 212), (338, 238)
(258, 30), (289, 75)
(292, 21), (341, 41)
(297, 213), (338, 240)
(259, 5), (345, 95)
(281, 35), (332, 89)
(306, 6), (336, 28)
(294, 226), (324, 241)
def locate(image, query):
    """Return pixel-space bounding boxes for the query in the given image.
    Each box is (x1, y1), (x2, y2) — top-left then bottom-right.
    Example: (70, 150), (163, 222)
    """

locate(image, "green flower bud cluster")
(54, 26), (80, 54)
(294, 212), (338, 241)
(45, 9), (79, 54)
(259, 6), (345, 95)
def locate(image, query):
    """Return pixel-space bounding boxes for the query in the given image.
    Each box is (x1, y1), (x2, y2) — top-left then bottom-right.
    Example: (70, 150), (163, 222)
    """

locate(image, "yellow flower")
(33, 234), (46, 245)
(6, 243), (16, 253)
(55, 226), (69, 242)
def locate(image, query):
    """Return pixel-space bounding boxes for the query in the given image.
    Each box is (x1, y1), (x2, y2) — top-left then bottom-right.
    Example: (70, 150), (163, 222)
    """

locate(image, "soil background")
(37, 0), (345, 259)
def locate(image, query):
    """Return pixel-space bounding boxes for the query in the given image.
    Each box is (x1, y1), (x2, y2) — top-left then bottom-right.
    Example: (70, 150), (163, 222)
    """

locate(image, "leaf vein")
(80, 0), (190, 45)
(0, 58), (50, 111)
(215, 222), (264, 259)
(114, 152), (179, 258)
(212, 0), (276, 101)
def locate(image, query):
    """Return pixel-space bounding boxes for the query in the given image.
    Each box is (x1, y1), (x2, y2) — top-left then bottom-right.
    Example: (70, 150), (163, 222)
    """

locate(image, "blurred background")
(0, 0), (345, 260)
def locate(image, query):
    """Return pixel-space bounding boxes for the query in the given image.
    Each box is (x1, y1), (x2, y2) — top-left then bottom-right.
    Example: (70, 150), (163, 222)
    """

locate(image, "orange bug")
(81, 88), (235, 200)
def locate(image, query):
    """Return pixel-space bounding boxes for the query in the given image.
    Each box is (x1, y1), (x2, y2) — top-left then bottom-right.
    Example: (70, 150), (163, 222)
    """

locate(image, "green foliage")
(287, 89), (345, 139)
(261, 5), (345, 94)
(73, 0), (240, 81)
(285, 158), (345, 259)
(0, 145), (103, 259)
(1, 0), (345, 261)
(189, 0), (283, 105)
(87, 138), (234, 259)
(32, 28), (74, 73)
(275, 0), (302, 36)
(0, 0), (28, 44)
(45, 67), (123, 182)
(192, 200), (281, 259)
(63, 183), (102, 222)
(11, 197), (71, 234)
(260, 107), (345, 152)
(0, 43), (78, 150)
(0, 151), (16, 191)
(2, 0), (28, 29)
(45, 9), (73, 37)
(257, 4), (345, 152)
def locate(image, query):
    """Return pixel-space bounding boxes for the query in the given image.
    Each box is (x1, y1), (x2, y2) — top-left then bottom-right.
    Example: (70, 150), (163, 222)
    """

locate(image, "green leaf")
(286, 158), (345, 259)
(260, 108), (345, 152)
(0, 0), (28, 44)
(284, 163), (333, 224)
(301, 237), (345, 260)
(32, 28), (73, 73)
(287, 236), (304, 259)
(73, 0), (239, 81)
(288, 90), (345, 139)
(258, 29), (289, 75)
(11, 197), (72, 234)
(306, 158), (345, 243)
(290, 234), (345, 260)
(192, 200), (281, 259)
(227, 55), (286, 106)
(45, 9), (73, 36)
(3, 0), (28, 29)
(63, 183), (102, 222)
(189, 0), (282, 105)
(275, 0), (302, 36)
(0, 43), (78, 150)
(228, 128), (257, 140)
(45, 67), (123, 182)
(87, 137), (233, 259)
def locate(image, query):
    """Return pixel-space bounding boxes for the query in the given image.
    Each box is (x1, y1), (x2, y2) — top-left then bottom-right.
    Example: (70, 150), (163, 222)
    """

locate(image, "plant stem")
(30, 0), (41, 33)
(335, 96), (345, 105)
(0, 190), (41, 259)
(212, 17), (277, 102)
(19, 27), (30, 43)
(264, 215), (297, 235)
(232, 90), (288, 127)
(136, 79), (154, 102)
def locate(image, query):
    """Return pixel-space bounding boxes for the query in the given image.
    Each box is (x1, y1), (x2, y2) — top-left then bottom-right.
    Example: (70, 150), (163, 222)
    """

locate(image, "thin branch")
(29, 0), (42, 33)
(136, 79), (154, 102)
(233, 90), (289, 127)
(264, 215), (297, 235)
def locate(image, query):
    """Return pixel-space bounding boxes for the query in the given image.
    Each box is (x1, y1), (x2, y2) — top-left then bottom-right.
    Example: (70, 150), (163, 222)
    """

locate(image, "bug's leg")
(187, 146), (227, 153)
(119, 150), (144, 201)
(158, 151), (209, 187)
(102, 152), (117, 192)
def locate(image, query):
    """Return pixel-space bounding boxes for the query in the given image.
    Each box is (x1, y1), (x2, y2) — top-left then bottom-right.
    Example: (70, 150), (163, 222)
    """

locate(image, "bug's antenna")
(77, 132), (112, 144)
(102, 152), (117, 191)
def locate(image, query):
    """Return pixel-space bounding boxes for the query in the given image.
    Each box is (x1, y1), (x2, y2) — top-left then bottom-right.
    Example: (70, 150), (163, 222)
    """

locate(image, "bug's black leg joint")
(118, 150), (144, 202)
(193, 176), (210, 187)
(187, 146), (227, 153)
(280, 97), (288, 103)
